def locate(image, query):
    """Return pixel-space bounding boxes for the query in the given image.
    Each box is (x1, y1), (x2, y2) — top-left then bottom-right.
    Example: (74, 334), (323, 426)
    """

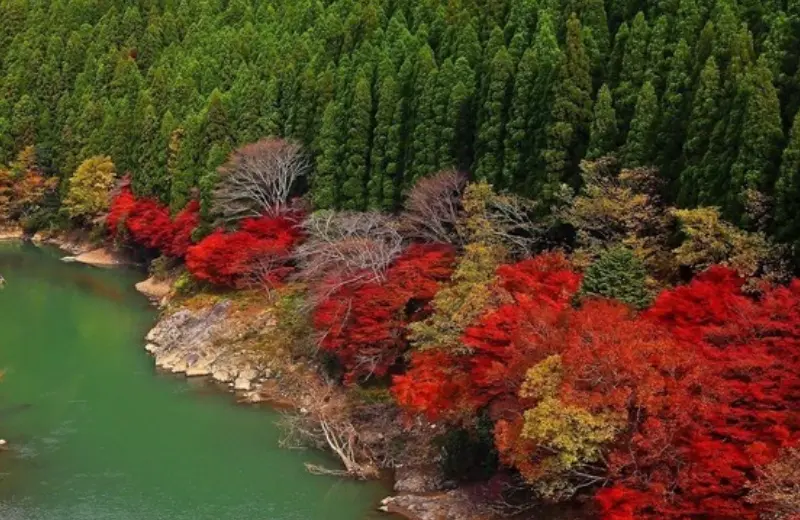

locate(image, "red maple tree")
(185, 214), (304, 288)
(314, 243), (456, 384)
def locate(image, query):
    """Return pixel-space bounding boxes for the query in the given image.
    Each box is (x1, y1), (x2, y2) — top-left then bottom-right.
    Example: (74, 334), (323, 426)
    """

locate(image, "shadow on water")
(0, 243), (138, 305)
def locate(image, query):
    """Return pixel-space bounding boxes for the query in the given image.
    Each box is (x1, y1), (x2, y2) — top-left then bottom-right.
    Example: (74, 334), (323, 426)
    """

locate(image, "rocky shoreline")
(144, 301), (272, 395)
(1, 228), (497, 520)
(142, 297), (497, 520)
(0, 227), (131, 268)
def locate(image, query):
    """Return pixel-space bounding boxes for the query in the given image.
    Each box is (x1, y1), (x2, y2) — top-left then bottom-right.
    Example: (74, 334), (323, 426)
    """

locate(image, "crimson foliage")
(394, 257), (800, 520)
(125, 198), (174, 250)
(602, 267), (800, 520)
(185, 215), (304, 288)
(106, 185), (136, 236)
(166, 200), (200, 257)
(393, 253), (582, 419)
(313, 243), (455, 384)
(107, 186), (200, 258)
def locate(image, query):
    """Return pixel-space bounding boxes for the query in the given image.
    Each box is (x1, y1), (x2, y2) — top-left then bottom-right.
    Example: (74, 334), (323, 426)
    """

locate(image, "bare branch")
(213, 138), (310, 224)
(238, 252), (291, 301)
(278, 376), (380, 479)
(485, 193), (558, 258)
(748, 447), (800, 520)
(401, 169), (468, 245)
(294, 210), (405, 291)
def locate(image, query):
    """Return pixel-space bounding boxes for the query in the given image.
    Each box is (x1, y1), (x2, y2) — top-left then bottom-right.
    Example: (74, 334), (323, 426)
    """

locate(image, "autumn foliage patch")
(313, 243), (456, 384)
(104, 171), (799, 519)
(185, 214), (304, 288)
(393, 256), (800, 519)
(108, 185), (200, 256)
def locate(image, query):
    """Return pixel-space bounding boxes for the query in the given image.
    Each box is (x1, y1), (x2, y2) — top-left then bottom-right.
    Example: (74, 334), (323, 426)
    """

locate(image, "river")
(0, 242), (392, 520)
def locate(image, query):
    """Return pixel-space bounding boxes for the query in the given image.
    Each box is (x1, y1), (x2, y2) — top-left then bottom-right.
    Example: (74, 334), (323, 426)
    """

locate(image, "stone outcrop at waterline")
(141, 297), (499, 520)
(144, 300), (275, 393)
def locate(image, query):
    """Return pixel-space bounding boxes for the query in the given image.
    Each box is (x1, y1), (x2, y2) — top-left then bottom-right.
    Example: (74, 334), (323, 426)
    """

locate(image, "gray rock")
(186, 351), (218, 377)
(233, 377), (252, 391)
(145, 301), (232, 358)
(394, 465), (445, 493)
(238, 367), (259, 382)
(212, 369), (234, 383)
(380, 490), (492, 520)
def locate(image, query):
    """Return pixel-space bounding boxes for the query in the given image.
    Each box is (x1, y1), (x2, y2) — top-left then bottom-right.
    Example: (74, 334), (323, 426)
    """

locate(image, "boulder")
(233, 378), (252, 391)
(135, 276), (172, 301)
(212, 368), (235, 383)
(394, 465), (445, 493)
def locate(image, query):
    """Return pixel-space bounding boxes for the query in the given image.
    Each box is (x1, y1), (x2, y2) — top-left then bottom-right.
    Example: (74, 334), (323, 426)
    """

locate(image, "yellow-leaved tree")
(63, 156), (116, 224)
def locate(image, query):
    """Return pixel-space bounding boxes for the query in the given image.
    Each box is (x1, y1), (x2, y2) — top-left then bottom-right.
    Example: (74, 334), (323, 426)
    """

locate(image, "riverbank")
(0, 244), (391, 519)
(0, 226), (130, 268)
(143, 290), (500, 520)
(0, 228), (502, 520)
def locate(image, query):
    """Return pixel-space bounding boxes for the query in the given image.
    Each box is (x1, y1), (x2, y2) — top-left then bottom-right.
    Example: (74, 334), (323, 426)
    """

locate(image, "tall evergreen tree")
(570, 0), (611, 83)
(368, 57), (400, 210)
(503, 47), (539, 188)
(410, 65), (441, 184)
(524, 11), (563, 195)
(614, 12), (649, 132)
(342, 68), (373, 210)
(622, 81), (659, 167)
(542, 14), (593, 195)
(132, 91), (162, 198)
(475, 46), (513, 187)
(775, 108), (800, 242)
(644, 16), (669, 94)
(607, 21), (629, 86)
(314, 100), (345, 209)
(680, 57), (722, 207)
(587, 84), (618, 159)
(441, 57), (475, 173)
(675, 0), (702, 47)
(657, 39), (693, 188)
(728, 57), (784, 223)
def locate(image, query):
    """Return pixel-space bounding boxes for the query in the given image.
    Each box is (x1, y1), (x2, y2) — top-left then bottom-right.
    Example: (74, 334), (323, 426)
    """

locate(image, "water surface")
(0, 242), (390, 520)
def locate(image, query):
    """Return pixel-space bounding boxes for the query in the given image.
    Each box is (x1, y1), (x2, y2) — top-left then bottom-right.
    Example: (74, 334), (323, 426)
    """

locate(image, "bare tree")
(213, 138), (310, 223)
(401, 169), (468, 245)
(748, 447), (800, 520)
(279, 376), (379, 479)
(239, 251), (292, 301)
(294, 210), (404, 291)
(485, 192), (563, 258)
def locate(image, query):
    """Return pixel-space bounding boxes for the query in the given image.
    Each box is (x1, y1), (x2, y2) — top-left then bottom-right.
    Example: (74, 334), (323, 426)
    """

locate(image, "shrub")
(580, 246), (652, 308)
(62, 156), (116, 224)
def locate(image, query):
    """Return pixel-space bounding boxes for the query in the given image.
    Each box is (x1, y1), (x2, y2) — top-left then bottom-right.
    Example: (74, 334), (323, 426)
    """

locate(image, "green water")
(0, 242), (391, 520)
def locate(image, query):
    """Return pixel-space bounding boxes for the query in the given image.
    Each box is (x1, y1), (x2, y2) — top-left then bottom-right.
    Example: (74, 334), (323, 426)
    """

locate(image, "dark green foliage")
(503, 47), (538, 188)
(658, 39), (693, 188)
(728, 58), (784, 223)
(543, 14), (592, 195)
(580, 247), (651, 309)
(587, 84), (618, 159)
(680, 58), (722, 207)
(622, 81), (659, 167)
(342, 68), (373, 210)
(775, 109), (800, 244)
(0, 0), (798, 248)
(614, 12), (649, 134)
(437, 411), (498, 482)
(475, 46), (513, 187)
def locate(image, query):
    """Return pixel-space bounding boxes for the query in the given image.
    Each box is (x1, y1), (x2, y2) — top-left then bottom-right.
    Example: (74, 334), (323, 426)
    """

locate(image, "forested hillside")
(3, 0), (800, 244)
(2, 1), (800, 518)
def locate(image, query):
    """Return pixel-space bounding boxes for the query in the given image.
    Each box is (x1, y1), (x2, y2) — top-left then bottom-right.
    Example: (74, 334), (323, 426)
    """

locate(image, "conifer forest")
(1, 0), (800, 519)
